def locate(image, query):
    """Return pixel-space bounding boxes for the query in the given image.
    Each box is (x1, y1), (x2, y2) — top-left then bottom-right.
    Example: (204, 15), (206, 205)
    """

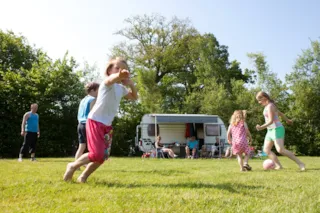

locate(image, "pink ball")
(263, 159), (275, 170)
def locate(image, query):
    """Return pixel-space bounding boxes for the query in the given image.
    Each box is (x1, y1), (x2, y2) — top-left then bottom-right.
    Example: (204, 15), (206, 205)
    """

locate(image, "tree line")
(0, 14), (319, 157)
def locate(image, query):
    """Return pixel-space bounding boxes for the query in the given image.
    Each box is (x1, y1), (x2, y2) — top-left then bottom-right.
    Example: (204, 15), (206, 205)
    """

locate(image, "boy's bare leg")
(63, 153), (91, 181)
(77, 162), (102, 183)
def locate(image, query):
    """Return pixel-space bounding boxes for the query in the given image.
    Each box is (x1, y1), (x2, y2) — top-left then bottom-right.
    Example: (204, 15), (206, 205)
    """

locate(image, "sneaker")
(18, 158), (22, 162)
(30, 158), (37, 162)
(244, 164), (252, 171)
(173, 154), (178, 158)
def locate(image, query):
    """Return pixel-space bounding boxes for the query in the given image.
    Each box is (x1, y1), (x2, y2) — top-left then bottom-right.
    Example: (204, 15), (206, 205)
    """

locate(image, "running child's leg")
(77, 162), (102, 183)
(243, 154), (251, 171)
(236, 154), (244, 171)
(274, 139), (305, 171)
(63, 153), (91, 181)
(75, 143), (87, 160)
(264, 140), (282, 169)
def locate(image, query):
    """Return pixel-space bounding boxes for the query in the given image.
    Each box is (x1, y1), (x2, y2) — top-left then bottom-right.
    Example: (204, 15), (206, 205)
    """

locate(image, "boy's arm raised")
(124, 80), (138, 100)
(104, 69), (130, 86)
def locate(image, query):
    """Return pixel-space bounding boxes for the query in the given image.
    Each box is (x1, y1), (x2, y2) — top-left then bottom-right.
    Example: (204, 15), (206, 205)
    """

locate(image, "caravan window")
(148, 124), (160, 136)
(206, 124), (220, 136)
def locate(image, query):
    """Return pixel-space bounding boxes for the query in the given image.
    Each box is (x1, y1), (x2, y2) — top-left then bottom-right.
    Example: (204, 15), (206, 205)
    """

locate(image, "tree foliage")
(112, 14), (250, 116)
(286, 40), (320, 155)
(0, 30), (84, 157)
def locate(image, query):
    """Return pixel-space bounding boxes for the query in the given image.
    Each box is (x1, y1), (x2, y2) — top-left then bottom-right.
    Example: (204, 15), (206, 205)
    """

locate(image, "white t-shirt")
(88, 82), (129, 125)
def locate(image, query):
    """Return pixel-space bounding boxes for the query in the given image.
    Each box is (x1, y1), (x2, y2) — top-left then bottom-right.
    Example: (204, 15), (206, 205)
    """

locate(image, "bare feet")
(299, 163), (306, 171)
(77, 176), (87, 183)
(63, 163), (76, 181)
(240, 168), (246, 172)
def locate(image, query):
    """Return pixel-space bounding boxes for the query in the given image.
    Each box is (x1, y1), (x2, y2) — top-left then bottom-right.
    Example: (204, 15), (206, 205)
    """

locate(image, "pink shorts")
(86, 119), (113, 164)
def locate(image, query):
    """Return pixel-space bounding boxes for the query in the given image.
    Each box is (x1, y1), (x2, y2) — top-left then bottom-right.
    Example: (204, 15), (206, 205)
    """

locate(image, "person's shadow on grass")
(90, 181), (264, 194)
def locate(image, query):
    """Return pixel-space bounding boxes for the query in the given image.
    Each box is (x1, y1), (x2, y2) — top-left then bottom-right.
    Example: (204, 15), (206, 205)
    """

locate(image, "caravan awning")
(151, 114), (218, 123)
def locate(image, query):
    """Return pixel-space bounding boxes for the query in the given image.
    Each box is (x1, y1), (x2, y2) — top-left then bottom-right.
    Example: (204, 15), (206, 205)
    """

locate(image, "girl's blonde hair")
(105, 57), (129, 76)
(229, 110), (244, 126)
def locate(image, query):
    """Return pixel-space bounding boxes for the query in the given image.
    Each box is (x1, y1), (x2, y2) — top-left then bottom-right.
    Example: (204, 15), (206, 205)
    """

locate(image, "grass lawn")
(0, 157), (319, 213)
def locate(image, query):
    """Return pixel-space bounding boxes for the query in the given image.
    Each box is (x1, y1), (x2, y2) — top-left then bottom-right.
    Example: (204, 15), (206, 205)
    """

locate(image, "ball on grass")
(263, 159), (275, 170)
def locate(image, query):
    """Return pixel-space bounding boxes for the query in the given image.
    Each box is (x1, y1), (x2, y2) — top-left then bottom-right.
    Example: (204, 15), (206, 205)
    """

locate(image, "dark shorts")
(78, 123), (87, 144)
(186, 147), (196, 151)
(20, 132), (38, 154)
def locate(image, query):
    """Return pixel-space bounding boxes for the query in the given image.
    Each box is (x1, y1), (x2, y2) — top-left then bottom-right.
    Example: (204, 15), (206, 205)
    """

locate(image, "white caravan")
(135, 114), (227, 157)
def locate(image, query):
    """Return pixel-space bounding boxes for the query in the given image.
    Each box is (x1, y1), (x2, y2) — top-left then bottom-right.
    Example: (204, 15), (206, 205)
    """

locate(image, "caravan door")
(204, 123), (221, 144)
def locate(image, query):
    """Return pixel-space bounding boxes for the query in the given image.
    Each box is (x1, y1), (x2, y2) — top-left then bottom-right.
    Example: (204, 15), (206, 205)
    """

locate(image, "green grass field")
(0, 157), (319, 213)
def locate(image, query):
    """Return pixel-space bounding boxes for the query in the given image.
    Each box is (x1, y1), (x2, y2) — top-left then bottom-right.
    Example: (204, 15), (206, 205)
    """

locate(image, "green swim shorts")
(265, 126), (285, 141)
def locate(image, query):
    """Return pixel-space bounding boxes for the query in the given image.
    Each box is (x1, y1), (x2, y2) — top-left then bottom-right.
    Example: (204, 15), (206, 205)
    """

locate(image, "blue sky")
(1, 0), (319, 81)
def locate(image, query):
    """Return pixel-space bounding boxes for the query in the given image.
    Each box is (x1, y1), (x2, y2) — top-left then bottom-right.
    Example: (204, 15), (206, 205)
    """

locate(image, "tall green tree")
(0, 30), (84, 157)
(112, 14), (251, 115)
(184, 34), (253, 115)
(247, 53), (287, 99)
(193, 34), (251, 93)
(0, 30), (38, 77)
(286, 40), (320, 155)
(112, 14), (199, 113)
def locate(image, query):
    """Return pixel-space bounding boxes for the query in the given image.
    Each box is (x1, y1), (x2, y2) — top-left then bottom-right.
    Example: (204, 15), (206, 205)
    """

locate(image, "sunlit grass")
(0, 157), (319, 213)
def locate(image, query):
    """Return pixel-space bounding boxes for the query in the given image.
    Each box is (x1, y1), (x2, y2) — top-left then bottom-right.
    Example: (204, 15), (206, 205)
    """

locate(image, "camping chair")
(205, 145), (215, 158)
(209, 139), (225, 159)
(249, 146), (256, 159)
(151, 142), (169, 158)
(218, 139), (225, 159)
(156, 148), (167, 158)
(200, 145), (209, 158)
(254, 147), (268, 159)
(186, 144), (199, 159)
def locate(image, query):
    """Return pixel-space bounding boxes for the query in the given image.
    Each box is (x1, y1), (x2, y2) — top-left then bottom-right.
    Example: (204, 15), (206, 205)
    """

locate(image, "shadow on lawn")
(92, 181), (264, 193)
(115, 169), (190, 176)
(37, 159), (72, 163)
(304, 168), (320, 171)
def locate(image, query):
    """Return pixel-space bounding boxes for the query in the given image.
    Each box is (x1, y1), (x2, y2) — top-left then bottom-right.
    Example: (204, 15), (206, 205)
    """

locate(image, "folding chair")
(186, 146), (199, 159)
(156, 148), (166, 158)
(249, 146), (256, 159)
(151, 142), (169, 158)
(206, 145), (215, 158)
(200, 145), (209, 158)
(255, 147), (268, 159)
